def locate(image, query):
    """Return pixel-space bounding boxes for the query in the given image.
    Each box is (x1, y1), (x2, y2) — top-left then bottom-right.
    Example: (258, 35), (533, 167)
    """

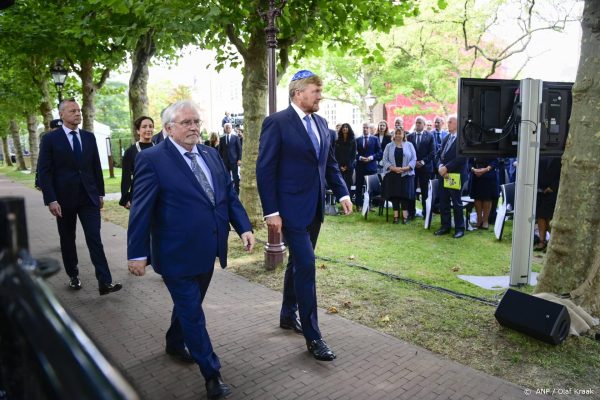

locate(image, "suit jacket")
(37, 127), (104, 208)
(218, 133), (242, 166)
(127, 138), (252, 277)
(151, 130), (166, 145)
(430, 129), (448, 153)
(438, 134), (467, 182)
(355, 135), (382, 175)
(407, 131), (435, 172)
(256, 106), (349, 229)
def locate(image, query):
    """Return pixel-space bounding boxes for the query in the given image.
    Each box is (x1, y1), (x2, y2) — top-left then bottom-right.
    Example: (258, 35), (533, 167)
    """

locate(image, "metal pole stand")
(509, 79), (542, 286)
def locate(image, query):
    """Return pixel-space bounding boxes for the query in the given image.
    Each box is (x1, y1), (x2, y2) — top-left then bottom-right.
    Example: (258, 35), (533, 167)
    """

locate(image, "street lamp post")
(50, 59), (68, 106)
(260, 0), (287, 270)
(364, 89), (377, 122)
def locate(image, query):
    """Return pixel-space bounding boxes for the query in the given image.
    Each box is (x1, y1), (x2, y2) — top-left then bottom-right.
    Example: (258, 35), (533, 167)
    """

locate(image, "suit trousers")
(281, 215), (322, 342)
(409, 167), (430, 217)
(439, 186), (465, 231)
(163, 270), (221, 380)
(56, 188), (112, 284)
(226, 163), (240, 193)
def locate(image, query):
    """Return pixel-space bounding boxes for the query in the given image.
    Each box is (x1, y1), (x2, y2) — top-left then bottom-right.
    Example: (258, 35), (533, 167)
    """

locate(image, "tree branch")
(226, 23), (249, 59)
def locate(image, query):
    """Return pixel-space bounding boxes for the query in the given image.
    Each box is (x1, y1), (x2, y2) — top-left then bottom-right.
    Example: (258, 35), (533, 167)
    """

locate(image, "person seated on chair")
(534, 157), (561, 251)
(382, 127), (416, 224)
(435, 114), (467, 239)
(468, 157), (499, 230)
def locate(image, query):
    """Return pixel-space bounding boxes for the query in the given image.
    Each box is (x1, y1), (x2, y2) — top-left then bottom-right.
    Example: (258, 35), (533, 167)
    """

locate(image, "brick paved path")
(1, 175), (546, 400)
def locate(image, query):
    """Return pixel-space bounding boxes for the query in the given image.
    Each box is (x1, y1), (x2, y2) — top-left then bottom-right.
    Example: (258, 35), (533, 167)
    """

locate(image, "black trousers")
(226, 162), (240, 193)
(56, 191), (112, 284)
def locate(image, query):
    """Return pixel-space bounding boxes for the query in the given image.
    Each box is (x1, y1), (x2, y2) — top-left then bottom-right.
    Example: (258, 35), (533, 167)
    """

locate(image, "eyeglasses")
(172, 119), (203, 128)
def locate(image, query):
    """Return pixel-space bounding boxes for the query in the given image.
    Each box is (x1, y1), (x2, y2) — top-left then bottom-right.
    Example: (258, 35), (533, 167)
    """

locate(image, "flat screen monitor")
(457, 78), (572, 157)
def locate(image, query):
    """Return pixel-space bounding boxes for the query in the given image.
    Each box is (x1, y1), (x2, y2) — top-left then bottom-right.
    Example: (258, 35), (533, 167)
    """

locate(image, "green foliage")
(96, 82), (130, 135)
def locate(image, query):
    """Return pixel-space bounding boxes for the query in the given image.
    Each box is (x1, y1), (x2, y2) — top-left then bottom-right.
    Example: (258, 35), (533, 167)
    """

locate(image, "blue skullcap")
(291, 69), (316, 81)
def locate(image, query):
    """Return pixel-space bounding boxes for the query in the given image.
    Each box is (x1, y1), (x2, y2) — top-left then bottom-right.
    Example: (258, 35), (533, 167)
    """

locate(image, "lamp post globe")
(364, 89), (377, 122)
(51, 59), (68, 105)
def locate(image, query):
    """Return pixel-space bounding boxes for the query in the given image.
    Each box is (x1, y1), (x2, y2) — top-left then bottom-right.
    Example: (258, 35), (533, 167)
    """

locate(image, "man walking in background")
(37, 98), (121, 295)
(219, 122), (242, 193)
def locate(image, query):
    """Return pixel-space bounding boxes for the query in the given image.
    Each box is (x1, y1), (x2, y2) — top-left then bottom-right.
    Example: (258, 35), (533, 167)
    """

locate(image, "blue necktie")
(184, 152), (215, 205)
(70, 131), (82, 163)
(303, 115), (320, 158)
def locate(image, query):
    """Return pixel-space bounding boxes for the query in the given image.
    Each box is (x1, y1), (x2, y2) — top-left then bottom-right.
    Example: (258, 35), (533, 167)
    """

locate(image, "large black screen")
(457, 78), (572, 157)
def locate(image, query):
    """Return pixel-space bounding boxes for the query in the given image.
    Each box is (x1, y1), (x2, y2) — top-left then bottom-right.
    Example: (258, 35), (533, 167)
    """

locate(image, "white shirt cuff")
(339, 195), (350, 203)
(264, 212), (279, 219)
(130, 257), (147, 261)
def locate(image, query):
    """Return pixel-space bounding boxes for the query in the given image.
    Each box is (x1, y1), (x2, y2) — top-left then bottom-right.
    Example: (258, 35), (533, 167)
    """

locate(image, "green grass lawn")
(2, 166), (599, 393)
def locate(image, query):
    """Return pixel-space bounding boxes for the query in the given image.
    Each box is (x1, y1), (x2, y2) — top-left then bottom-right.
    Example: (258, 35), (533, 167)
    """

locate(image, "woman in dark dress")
(468, 157), (499, 229)
(382, 127), (416, 224)
(119, 116), (155, 209)
(335, 123), (357, 194)
(535, 157), (561, 251)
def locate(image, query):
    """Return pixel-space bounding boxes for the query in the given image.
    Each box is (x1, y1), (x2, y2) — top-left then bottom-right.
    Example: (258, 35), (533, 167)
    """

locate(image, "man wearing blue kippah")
(257, 70), (353, 361)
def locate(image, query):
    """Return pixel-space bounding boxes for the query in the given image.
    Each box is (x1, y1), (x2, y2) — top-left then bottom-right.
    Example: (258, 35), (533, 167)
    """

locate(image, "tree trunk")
(239, 38), (268, 229)
(38, 79), (55, 132)
(27, 114), (39, 173)
(1, 136), (13, 167)
(535, 0), (600, 316)
(9, 120), (27, 171)
(80, 60), (97, 132)
(129, 30), (156, 138)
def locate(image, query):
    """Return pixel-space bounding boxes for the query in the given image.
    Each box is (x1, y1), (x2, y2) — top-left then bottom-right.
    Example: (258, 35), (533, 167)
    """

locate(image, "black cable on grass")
(253, 237), (499, 306)
(316, 255), (500, 307)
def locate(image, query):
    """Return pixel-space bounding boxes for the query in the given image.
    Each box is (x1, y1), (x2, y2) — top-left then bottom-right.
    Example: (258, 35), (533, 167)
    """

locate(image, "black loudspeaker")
(495, 289), (570, 345)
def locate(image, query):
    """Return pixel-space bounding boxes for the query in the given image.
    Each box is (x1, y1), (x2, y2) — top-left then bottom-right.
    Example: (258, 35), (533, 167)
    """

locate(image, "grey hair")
(162, 100), (202, 126)
(58, 98), (78, 112)
(414, 116), (426, 124)
(223, 122), (233, 129)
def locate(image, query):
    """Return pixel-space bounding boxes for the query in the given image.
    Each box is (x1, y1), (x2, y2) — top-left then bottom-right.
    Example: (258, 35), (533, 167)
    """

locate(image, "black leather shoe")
(280, 316), (303, 334)
(165, 346), (194, 364)
(205, 376), (231, 399)
(306, 339), (336, 361)
(99, 282), (122, 295)
(434, 228), (450, 236)
(69, 276), (82, 290)
(453, 230), (465, 239)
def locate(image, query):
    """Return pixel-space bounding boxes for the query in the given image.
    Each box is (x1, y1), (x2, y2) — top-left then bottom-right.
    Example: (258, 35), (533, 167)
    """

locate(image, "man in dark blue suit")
(435, 115), (467, 238)
(127, 100), (255, 399)
(407, 116), (436, 220)
(354, 122), (382, 208)
(151, 107), (169, 144)
(218, 122), (242, 193)
(37, 99), (121, 295)
(256, 70), (352, 361)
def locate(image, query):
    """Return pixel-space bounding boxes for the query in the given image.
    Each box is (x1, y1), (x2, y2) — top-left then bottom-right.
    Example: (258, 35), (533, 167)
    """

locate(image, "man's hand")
(48, 201), (62, 218)
(241, 231), (255, 252)
(128, 259), (147, 276)
(266, 215), (282, 235)
(99, 197), (104, 210)
(237, 160), (241, 166)
(438, 165), (448, 178)
(340, 198), (353, 215)
(124, 201), (131, 210)
(416, 160), (424, 168)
